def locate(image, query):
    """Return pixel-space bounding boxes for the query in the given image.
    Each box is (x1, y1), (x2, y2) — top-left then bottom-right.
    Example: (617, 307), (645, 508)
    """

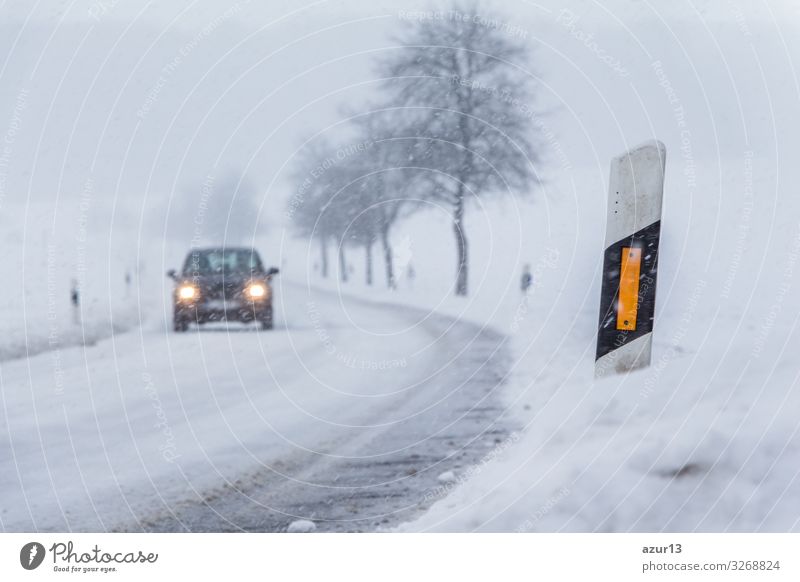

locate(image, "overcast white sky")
(0, 0), (797, 243)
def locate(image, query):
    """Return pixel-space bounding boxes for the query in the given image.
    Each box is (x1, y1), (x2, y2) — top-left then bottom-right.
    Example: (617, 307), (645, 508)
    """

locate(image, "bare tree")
(380, 2), (541, 295)
(347, 205), (379, 286)
(346, 112), (421, 289)
(350, 174), (405, 289)
(288, 140), (342, 279)
(329, 164), (364, 284)
(290, 136), (378, 283)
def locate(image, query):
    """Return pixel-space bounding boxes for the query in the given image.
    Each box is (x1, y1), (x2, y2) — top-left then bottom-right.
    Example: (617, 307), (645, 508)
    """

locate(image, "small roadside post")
(70, 278), (80, 325)
(595, 140), (666, 378)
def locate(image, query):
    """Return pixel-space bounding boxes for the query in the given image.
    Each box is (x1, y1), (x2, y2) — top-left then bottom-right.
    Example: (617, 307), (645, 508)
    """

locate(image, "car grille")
(202, 281), (242, 300)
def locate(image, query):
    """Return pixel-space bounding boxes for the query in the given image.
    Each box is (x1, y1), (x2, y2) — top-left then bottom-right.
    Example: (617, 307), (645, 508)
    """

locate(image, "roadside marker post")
(595, 140), (666, 378)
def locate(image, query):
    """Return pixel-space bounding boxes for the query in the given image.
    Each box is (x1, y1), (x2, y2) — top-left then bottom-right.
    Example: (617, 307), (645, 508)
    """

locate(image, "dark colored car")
(167, 247), (279, 332)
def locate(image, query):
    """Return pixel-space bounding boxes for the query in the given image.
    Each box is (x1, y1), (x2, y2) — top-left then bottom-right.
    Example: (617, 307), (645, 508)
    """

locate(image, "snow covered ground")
(0, 201), (146, 362)
(0, 281), (513, 531)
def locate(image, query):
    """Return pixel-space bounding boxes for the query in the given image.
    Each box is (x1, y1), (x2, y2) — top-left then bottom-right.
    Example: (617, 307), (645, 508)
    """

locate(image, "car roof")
(188, 247), (260, 253)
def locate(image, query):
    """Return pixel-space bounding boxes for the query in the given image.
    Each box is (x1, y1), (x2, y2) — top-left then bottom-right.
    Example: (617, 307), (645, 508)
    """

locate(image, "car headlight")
(178, 285), (198, 300)
(246, 283), (267, 299)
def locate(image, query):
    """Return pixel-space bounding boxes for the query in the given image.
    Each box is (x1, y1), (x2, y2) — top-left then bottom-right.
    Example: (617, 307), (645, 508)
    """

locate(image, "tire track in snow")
(136, 290), (514, 532)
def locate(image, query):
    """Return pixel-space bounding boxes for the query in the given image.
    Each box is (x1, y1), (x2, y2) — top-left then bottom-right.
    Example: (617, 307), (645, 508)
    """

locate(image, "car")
(167, 247), (279, 332)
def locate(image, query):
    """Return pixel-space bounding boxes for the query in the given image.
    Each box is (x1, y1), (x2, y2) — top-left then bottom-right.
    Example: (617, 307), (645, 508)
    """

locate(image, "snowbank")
(313, 150), (800, 532)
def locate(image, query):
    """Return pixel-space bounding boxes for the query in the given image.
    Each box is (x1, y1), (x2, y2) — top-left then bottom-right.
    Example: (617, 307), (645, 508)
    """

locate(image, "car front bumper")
(175, 299), (271, 323)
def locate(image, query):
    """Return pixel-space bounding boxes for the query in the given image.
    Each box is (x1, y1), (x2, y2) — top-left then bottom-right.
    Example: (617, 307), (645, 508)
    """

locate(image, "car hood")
(180, 273), (265, 285)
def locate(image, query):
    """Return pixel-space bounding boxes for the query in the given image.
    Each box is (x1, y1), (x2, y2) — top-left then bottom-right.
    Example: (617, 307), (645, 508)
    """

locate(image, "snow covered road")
(0, 282), (511, 532)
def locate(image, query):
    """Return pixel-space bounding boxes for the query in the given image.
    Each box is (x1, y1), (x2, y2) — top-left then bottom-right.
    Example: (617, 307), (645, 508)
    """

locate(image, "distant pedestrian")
(406, 263), (416, 290)
(521, 264), (532, 293)
(70, 279), (79, 307)
(70, 279), (80, 324)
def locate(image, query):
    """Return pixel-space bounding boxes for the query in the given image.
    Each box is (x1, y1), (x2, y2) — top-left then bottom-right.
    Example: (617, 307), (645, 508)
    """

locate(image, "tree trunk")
(453, 189), (468, 296)
(365, 240), (373, 285)
(320, 236), (329, 278)
(339, 244), (348, 283)
(381, 228), (395, 290)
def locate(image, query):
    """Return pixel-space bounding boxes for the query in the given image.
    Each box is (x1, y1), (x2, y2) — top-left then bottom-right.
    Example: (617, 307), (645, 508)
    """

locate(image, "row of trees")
(289, 3), (542, 296)
(290, 115), (416, 290)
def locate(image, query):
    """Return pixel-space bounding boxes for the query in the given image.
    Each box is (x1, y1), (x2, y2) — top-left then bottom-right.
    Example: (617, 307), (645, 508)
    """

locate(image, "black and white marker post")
(595, 140), (666, 378)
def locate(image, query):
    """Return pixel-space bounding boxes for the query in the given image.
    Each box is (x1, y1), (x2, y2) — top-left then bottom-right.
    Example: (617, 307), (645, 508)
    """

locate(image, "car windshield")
(183, 249), (263, 275)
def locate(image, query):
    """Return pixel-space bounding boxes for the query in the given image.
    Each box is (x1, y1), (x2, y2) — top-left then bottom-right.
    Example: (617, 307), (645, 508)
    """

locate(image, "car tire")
(173, 315), (189, 332)
(259, 307), (274, 331)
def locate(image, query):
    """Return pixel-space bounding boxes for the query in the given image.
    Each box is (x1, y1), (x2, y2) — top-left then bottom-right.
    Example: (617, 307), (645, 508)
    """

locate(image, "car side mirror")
(266, 267), (279, 277)
(167, 269), (177, 280)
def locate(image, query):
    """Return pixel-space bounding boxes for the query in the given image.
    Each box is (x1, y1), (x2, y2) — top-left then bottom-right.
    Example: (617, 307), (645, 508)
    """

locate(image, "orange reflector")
(616, 247), (642, 331)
